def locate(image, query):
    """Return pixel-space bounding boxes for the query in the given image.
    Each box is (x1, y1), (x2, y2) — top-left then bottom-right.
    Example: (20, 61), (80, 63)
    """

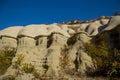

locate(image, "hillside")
(0, 16), (120, 80)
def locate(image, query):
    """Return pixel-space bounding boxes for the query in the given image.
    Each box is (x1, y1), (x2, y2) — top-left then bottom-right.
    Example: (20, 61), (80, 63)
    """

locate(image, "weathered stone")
(1, 16), (120, 79)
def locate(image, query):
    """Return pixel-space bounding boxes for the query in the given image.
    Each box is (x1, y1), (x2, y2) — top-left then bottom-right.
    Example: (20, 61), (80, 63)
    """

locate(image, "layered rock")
(67, 33), (94, 75)
(0, 16), (120, 80)
(0, 26), (23, 48)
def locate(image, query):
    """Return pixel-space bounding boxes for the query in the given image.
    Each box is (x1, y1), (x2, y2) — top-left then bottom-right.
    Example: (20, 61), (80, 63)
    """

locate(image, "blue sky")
(0, 0), (120, 30)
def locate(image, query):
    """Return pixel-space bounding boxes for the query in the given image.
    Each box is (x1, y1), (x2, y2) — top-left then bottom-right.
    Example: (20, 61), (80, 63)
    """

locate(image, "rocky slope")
(0, 16), (120, 80)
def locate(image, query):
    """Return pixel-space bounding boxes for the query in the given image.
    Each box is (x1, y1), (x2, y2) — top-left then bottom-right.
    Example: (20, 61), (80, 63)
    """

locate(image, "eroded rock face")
(0, 16), (120, 79)
(0, 37), (17, 48)
(0, 26), (23, 48)
(67, 33), (94, 75)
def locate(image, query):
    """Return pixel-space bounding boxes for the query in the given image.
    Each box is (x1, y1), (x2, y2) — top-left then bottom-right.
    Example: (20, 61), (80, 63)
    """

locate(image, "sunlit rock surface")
(0, 16), (120, 80)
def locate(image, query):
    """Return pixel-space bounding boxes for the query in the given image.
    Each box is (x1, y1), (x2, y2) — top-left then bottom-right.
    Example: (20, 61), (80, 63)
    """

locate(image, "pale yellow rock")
(103, 16), (120, 31)
(1, 26), (23, 38)
(1, 16), (119, 79)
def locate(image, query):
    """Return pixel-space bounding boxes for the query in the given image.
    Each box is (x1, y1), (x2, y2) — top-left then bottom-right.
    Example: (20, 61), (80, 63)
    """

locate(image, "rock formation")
(0, 16), (120, 80)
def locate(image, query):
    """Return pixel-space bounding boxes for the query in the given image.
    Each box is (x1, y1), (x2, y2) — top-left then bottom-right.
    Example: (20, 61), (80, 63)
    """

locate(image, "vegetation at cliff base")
(0, 47), (16, 75)
(84, 41), (120, 77)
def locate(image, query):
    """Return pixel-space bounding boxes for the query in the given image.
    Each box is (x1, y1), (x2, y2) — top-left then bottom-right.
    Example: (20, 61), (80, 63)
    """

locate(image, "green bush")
(12, 54), (25, 75)
(13, 54), (24, 69)
(22, 63), (35, 73)
(84, 41), (109, 76)
(0, 47), (16, 75)
(107, 49), (120, 77)
(84, 41), (120, 77)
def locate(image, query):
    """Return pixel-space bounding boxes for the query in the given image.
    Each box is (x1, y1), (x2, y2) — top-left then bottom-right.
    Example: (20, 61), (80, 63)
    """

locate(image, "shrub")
(107, 49), (120, 77)
(0, 47), (16, 75)
(84, 41), (109, 76)
(84, 41), (120, 78)
(13, 54), (35, 74)
(12, 54), (25, 76)
(13, 54), (24, 69)
(21, 63), (35, 73)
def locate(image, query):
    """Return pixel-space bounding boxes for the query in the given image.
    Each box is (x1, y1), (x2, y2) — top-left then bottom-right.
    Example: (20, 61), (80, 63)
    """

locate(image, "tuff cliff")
(0, 16), (120, 80)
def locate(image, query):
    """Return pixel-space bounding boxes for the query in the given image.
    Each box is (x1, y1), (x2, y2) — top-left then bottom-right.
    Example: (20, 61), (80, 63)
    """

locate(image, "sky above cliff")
(0, 0), (120, 30)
